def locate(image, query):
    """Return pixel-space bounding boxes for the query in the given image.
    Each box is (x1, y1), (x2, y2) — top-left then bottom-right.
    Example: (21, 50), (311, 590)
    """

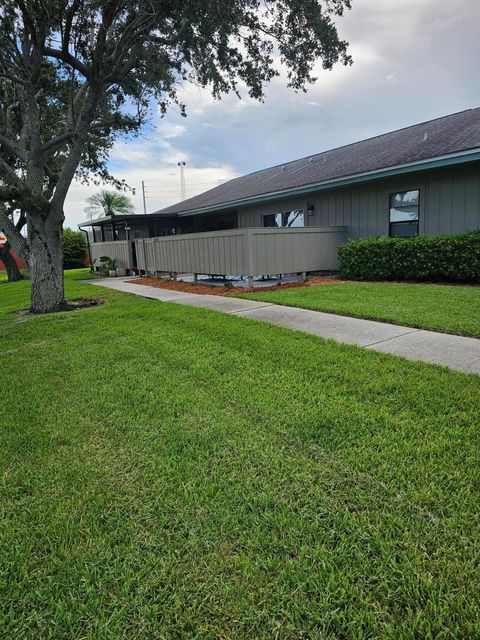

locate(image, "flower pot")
(116, 268), (127, 277)
(109, 269), (117, 277)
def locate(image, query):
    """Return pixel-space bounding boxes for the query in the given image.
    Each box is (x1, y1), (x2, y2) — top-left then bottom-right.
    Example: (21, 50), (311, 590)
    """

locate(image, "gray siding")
(89, 241), (134, 269)
(237, 165), (480, 239)
(136, 227), (346, 277)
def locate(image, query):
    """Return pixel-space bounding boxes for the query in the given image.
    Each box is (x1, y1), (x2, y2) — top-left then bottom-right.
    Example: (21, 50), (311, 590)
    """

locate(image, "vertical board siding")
(236, 165), (480, 240)
(464, 175), (480, 230)
(135, 227), (345, 277)
(89, 241), (134, 269)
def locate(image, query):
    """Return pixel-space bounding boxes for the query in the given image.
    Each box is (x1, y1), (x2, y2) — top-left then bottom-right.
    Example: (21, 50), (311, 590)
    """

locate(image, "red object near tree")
(0, 233), (25, 270)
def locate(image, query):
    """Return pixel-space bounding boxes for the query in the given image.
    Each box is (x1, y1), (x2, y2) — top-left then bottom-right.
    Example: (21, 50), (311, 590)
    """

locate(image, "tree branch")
(0, 133), (25, 161)
(0, 185), (18, 201)
(42, 46), (90, 79)
(0, 157), (22, 188)
(51, 85), (101, 210)
(39, 131), (74, 155)
(0, 208), (29, 259)
(0, 70), (28, 86)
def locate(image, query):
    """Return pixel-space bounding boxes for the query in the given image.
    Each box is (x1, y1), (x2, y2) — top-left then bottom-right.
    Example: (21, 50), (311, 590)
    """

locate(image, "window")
(115, 224), (127, 241)
(133, 225), (149, 239)
(263, 210), (304, 228)
(103, 225), (114, 241)
(389, 190), (419, 237)
(92, 226), (103, 243)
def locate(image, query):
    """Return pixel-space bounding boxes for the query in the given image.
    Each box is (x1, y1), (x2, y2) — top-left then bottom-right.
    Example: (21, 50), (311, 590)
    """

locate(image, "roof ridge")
(236, 107), (479, 180)
(154, 106), (480, 216)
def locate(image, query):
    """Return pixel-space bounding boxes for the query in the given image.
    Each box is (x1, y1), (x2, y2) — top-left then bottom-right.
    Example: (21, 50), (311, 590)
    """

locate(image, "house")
(80, 107), (480, 282)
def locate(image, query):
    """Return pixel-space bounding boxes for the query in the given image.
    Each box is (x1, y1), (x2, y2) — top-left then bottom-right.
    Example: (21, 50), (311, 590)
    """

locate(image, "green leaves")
(338, 231), (480, 283)
(63, 228), (87, 270)
(84, 190), (135, 219)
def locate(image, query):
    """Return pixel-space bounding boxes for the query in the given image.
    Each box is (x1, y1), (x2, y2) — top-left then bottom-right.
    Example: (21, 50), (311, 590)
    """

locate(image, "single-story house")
(79, 107), (480, 282)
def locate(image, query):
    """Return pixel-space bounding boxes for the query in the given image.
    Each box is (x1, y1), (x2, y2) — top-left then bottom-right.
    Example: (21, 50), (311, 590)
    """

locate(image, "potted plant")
(97, 256), (117, 276)
(108, 259), (118, 277)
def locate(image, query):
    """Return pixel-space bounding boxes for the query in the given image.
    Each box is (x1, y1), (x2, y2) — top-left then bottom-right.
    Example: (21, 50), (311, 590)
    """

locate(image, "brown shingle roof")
(155, 107), (480, 215)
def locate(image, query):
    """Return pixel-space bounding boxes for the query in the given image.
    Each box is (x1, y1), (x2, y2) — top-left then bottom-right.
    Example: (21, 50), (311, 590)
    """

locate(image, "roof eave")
(175, 148), (480, 217)
(77, 212), (179, 228)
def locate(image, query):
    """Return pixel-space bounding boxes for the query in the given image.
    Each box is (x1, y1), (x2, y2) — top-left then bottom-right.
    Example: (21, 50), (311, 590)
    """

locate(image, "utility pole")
(141, 180), (147, 214)
(177, 161), (186, 200)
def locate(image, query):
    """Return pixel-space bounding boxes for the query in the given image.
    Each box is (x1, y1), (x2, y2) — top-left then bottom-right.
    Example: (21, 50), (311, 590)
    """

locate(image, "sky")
(65, 0), (480, 228)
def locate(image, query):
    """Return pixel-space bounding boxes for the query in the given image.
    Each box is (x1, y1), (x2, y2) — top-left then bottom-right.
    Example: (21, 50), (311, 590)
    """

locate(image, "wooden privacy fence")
(135, 226), (346, 283)
(89, 240), (134, 269)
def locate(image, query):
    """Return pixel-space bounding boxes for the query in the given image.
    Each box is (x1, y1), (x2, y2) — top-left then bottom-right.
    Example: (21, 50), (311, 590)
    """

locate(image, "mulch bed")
(129, 276), (344, 296)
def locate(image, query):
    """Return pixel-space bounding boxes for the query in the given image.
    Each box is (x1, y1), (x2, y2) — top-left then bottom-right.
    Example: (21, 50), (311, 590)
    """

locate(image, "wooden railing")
(135, 226), (346, 282)
(89, 240), (134, 269)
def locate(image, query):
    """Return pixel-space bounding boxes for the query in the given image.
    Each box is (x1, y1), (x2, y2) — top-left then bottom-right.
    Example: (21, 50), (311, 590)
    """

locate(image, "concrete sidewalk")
(89, 278), (480, 375)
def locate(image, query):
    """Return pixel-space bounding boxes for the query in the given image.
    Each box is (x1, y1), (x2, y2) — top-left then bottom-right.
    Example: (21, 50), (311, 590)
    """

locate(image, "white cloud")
(161, 123), (187, 139)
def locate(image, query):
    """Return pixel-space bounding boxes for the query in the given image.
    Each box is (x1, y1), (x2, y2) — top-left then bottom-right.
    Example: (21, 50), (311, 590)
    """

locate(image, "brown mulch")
(129, 276), (344, 296)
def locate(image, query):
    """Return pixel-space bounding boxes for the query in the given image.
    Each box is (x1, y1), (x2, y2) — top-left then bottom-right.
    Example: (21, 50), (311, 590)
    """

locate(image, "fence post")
(246, 228), (255, 288)
(135, 239), (143, 273)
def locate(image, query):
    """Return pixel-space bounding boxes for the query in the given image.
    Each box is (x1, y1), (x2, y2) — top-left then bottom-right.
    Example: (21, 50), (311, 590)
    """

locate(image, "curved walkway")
(89, 278), (480, 375)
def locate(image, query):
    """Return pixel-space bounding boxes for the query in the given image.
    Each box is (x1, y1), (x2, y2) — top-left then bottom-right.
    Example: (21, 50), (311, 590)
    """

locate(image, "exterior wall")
(236, 164), (480, 239)
(89, 241), (134, 269)
(136, 226), (346, 277)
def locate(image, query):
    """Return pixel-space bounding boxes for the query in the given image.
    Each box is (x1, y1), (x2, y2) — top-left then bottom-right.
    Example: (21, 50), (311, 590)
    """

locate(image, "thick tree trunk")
(27, 216), (65, 313)
(0, 242), (23, 282)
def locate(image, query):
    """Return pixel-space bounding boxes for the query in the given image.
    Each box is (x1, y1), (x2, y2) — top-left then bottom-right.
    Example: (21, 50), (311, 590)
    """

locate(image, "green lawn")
(0, 269), (28, 283)
(2, 270), (480, 638)
(237, 280), (480, 337)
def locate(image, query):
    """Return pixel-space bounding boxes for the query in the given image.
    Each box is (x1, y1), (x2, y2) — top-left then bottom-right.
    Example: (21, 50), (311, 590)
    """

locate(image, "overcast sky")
(65, 0), (480, 228)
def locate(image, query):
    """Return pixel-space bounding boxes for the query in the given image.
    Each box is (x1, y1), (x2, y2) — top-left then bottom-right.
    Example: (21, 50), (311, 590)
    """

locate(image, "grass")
(0, 269), (28, 283)
(1, 270), (480, 638)
(237, 280), (480, 337)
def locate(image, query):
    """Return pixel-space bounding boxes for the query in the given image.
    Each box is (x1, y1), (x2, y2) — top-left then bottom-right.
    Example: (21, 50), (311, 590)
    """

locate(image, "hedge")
(338, 230), (480, 283)
(63, 228), (87, 269)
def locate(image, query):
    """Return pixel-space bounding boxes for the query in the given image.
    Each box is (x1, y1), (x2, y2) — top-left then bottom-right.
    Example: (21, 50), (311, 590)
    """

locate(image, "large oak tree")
(0, 0), (351, 312)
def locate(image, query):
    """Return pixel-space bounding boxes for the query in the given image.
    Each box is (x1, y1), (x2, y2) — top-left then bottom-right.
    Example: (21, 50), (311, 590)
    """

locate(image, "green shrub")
(93, 256), (117, 276)
(338, 230), (480, 283)
(63, 228), (87, 269)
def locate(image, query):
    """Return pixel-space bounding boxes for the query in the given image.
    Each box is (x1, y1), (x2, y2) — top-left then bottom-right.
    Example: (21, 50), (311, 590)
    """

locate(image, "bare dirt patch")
(129, 276), (344, 296)
(14, 297), (105, 319)
(64, 297), (106, 310)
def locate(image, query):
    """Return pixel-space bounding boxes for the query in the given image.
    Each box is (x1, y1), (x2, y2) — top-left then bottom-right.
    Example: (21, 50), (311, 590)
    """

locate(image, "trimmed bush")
(338, 230), (480, 283)
(63, 228), (87, 269)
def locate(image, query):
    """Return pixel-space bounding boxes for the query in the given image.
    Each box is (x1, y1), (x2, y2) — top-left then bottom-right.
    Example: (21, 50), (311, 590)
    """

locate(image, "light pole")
(141, 180), (147, 214)
(177, 161), (186, 200)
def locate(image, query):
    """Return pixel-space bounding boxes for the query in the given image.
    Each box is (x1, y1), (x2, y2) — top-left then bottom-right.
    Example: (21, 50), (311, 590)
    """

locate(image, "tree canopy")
(0, 0), (351, 311)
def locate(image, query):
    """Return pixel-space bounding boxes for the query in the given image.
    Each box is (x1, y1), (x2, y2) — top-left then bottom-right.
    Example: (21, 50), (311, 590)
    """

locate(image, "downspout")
(79, 227), (93, 271)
